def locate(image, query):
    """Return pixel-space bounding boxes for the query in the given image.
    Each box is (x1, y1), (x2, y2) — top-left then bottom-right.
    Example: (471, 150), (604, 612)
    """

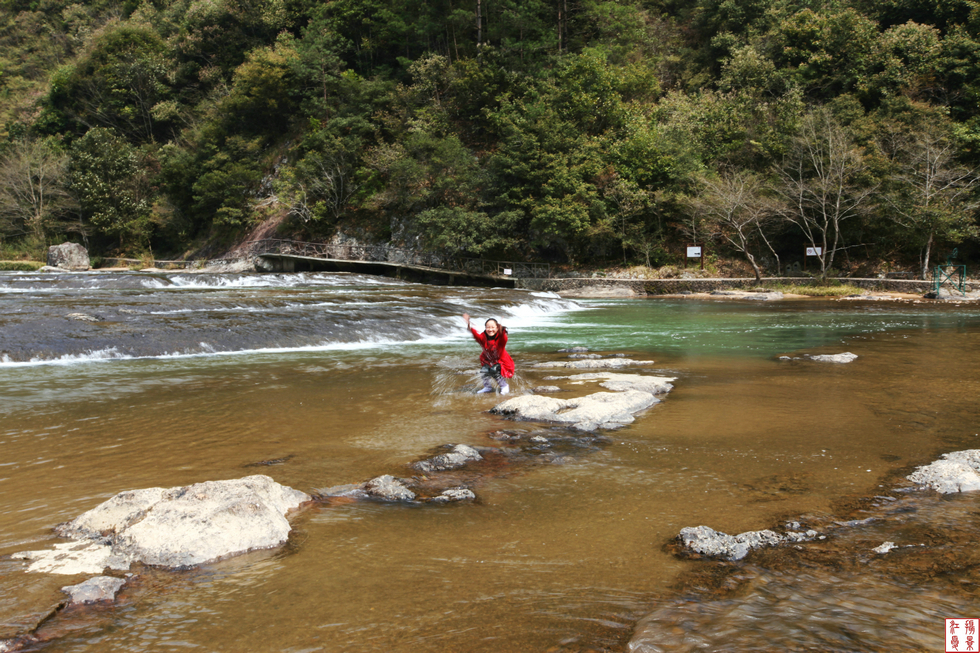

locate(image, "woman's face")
(485, 320), (499, 337)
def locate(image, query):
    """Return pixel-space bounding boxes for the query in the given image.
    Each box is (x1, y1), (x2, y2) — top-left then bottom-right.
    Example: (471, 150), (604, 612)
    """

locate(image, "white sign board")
(503, 268), (512, 276)
(806, 247), (823, 256)
(687, 246), (702, 258)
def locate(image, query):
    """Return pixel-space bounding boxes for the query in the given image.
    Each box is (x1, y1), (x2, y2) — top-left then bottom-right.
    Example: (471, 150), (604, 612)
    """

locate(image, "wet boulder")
(907, 450), (980, 493)
(61, 576), (127, 605)
(46, 243), (90, 271)
(364, 475), (416, 501)
(16, 476), (309, 573)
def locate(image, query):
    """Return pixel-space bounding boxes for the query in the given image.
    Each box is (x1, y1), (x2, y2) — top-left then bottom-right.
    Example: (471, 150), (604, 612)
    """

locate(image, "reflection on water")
(1, 273), (980, 651)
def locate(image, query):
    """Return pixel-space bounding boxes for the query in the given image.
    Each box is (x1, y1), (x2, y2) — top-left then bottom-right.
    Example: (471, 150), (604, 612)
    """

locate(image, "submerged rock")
(315, 483), (368, 500)
(809, 352), (858, 363)
(907, 449), (980, 493)
(533, 358), (654, 370)
(61, 576), (127, 605)
(565, 372), (675, 396)
(532, 386), (562, 394)
(430, 487), (476, 503)
(412, 444), (482, 474)
(16, 476), (309, 573)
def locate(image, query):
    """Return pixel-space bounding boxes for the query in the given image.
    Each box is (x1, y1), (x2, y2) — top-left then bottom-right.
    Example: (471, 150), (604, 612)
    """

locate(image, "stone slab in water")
(15, 475), (309, 573)
(11, 540), (127, 575)
(46, 243), (90, 271)
(565, 372), (675, 395)
(61, 576), (127, 605)
(532, 358), (655, 370)
(492, 389), (659, 431)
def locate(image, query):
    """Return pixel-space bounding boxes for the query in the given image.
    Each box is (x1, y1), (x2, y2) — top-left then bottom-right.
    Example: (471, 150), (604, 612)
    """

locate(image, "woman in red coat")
(463, 313), (514, 394)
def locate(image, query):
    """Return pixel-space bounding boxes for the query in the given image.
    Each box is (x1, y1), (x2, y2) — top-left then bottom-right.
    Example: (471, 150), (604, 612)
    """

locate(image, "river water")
(1, 271), (979, 652)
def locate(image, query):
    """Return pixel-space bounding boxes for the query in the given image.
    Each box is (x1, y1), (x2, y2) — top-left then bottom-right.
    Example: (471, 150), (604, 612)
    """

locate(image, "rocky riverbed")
(640, 449), (980, 652)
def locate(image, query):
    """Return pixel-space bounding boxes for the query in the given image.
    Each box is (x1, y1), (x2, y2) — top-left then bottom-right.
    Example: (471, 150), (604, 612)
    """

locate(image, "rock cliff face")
(46, 243), (90, 271)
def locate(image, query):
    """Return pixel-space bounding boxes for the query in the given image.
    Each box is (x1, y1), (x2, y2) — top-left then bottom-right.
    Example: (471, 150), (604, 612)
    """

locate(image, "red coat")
(469, 327), (515, 378)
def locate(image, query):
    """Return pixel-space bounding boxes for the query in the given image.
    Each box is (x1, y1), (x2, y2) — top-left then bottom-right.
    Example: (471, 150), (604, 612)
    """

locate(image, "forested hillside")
(1, 0), (979, 277)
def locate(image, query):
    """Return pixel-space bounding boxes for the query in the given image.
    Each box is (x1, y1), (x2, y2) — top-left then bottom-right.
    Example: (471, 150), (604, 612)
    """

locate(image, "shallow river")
(1, 271), (979, 652)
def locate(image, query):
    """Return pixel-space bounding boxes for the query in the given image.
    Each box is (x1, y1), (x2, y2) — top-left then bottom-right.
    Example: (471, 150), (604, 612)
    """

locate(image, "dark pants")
(481, 363), (502, 381)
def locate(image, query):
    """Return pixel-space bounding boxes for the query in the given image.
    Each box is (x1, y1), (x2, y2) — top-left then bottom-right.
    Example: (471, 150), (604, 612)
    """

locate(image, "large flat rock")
(15, 475), (310, 573)
(491, 389), (660, 431)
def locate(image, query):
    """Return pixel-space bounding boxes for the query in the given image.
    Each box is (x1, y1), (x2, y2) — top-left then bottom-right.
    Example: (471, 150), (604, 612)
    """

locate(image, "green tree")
(292, 12), (349, 119)
(69, 128), (152, 250)
(364, 131), (521, 254)
(190, 136), (264, 228)
(43, 26), (173, 143)
(768, 8), (880, 101)
(217, 37), (300, 136)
